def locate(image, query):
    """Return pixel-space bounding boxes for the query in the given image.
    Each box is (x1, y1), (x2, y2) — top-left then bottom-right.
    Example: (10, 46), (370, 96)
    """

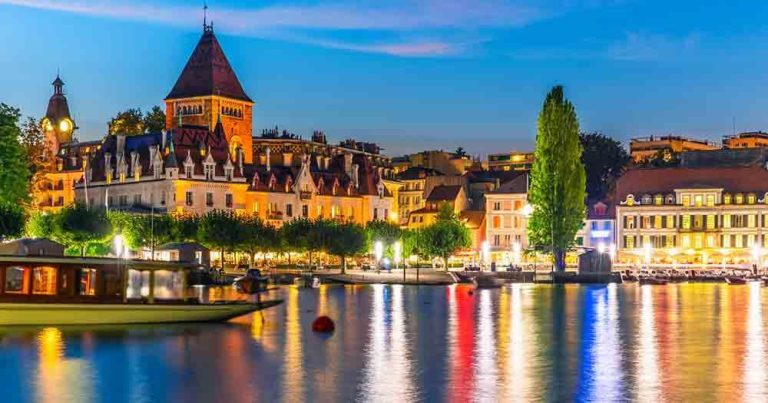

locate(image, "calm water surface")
(1, 283), (767, 402)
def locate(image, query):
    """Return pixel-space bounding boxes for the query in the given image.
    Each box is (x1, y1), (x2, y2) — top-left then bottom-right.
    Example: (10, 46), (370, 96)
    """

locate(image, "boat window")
(4, 266), (26, 293)
(126, 270), (150, 299)
(80, 268), (97, 296)
(32, 266), (57, 295)
(154, 270), (184, 300)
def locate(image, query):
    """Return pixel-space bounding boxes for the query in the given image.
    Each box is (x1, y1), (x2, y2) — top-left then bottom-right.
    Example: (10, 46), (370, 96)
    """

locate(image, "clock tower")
(41, 75), (76, 156)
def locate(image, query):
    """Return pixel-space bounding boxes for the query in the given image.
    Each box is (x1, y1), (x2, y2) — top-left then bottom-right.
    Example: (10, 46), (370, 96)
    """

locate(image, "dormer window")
(653, 194), (663, 205)
(641, 194), (652, 205)
(724, 194), (732, 204)
(735, 193), (744, 204)
(748, 193), (756, 204)
(665, 194), (675, 205)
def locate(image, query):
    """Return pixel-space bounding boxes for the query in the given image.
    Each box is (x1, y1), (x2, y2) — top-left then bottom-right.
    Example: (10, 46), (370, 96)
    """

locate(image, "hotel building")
(614, 165), (768, 265)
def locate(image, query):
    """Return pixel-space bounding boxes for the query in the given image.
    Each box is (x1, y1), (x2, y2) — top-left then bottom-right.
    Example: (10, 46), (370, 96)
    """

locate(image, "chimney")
(283, 152), (293, 167)
(265, 147), (271, 171)
(116, 135), (126, 156)
(352, 163), (359, 188)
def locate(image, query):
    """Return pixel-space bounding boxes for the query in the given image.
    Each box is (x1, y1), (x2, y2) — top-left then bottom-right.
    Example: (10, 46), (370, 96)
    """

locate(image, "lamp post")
(481, 240), (490, 271)
(374, 240), (384, 271)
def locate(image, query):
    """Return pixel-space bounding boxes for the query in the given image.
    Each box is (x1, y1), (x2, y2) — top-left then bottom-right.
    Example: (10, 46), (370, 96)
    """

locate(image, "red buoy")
(312, 316), (335, 333)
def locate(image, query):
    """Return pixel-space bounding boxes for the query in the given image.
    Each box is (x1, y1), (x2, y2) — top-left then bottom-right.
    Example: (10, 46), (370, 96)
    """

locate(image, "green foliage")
(25, 211), (55, 239)
(0, 103), (31, 205)
(197, 210), (243, 255)
(528, 86), (586, 271)
(641, 149), (681, 168)
(143, 106), (166, 133)
(52, 204), (113, 256)
(365, 220), (402, 258)
(173, 215), (200, 242)
(239, 215), (279, 257)
(20, 117), (46, 176)
(327, 222), (367, 273)
(109, 211), (174, 251)
(420, 209), (470, 270)
(108, 108), (144, 135)
(580, 132), (630, 201)
(280, 218), (313, 253)
(401, 228), (425, 260)
(0, 203), (24, 241)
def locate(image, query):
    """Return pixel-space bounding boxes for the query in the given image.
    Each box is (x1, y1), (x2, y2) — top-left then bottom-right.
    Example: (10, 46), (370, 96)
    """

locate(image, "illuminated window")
(682, 235), (691, 248)
(748, 214), (756, 228)
(80, 268), (97, 296)
(625, 236), (635, 249)
(666, 215), (675, 229)
(493, 216), (501, 229)
(654, 195), (663, 205)
(723, 235), (730, 248)
(722, 214), (731, 228)
(706, 195), (715, 207)
(748, 194), (756, 204)
(626, 195), (635, 206)
(736, 235), (743, 248)
(735, 194), (744, 204)
(706, 235), (715, 248)
(706, 215), (715, 230)
(32, 266), (56, 295)
(654, 215), (662, 229)
(724, 194), (732, 204)
(682, 215), (691, 230)
(4, 266), (26, 293)
(694, 195), (703, 207)
(666, 236), (675, 248)
(682, 195), (691, 206)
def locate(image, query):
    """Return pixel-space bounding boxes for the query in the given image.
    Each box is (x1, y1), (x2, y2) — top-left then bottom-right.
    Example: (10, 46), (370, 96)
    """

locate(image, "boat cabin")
(0, 256), (196, 304)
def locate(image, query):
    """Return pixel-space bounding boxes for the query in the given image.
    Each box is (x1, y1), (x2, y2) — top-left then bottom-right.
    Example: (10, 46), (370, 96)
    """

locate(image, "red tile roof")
(615, 166), (768, 200)
(166, 29), (252, 102)
(427, 185), (462, 202)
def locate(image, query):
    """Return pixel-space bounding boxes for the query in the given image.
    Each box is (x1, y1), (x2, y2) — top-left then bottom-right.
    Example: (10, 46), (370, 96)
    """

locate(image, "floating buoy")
(468, 290), (474, 296)
(312, 316), (335, 333)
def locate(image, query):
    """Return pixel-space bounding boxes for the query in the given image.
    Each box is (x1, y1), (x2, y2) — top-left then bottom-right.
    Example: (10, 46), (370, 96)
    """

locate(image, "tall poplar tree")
(527, 86), (586, 271)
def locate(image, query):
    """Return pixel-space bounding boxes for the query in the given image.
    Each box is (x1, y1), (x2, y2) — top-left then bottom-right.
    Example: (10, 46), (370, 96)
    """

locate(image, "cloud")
(0, 0), (553, 56)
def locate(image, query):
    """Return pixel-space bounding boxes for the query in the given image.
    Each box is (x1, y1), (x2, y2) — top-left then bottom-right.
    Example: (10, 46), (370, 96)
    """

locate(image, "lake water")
(1, 283), (767, 402)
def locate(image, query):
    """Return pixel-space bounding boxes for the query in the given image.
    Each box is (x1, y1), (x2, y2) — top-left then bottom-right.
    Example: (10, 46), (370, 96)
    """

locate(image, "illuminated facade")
(615, 166), (768, 265)
(629, 135), (718, 162)
(74, 23), (395, 225)
(723, 131), (768, 149)
(407, 185), (468, 229)
(484, 174), (529, 262)
(487, 151), (534, 171)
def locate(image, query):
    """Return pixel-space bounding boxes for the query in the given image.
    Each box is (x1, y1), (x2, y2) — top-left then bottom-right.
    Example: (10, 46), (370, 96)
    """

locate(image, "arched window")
(626, 194), (635, 206)
(641, 194), (652, 205)
(747, 193), (756, 204)
(735, 193), (744, 204)
(665, 194), (675, 204)
(723, 193), (732, 204)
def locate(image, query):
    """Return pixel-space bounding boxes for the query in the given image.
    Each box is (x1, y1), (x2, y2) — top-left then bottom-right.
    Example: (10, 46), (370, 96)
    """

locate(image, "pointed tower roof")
(165, 28), (252, 102)
(45, 74), (73, 123)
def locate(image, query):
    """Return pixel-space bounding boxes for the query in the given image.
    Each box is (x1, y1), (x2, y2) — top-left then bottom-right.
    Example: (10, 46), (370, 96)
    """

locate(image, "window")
(666, 215), (675, 229)
(724, 194), (732, 204)
(723, 214), (731, 228)
(302, 205), (309, 218)
(493, 202), (501, 211)
(186, 191), (194, 206)
(119, 195), (128, 206)
(706, 195), (715, 207)
(748, 214), (756, 228)
(682, 215), (691, 230)
(494, 235), (500, 246)
(654, 216), (662, 229)
(748, 194), (756, 204)
(4, 266), (25, 293)
(373, 208), (378, 220)
(735, 194), (744, 204)
(706, 214), (715, 230)
(133, 194), (141, 205)
(624, 236), (635, 249)
(493, 216), (501, 229)
(32, 266), (56, 295)
(195, 251), (203, 264)
(286, 204), (293, 217)
(682, 195), (691, 206)
(694, 195), (703, 207)
(681, 234), (691, 248)
(80, 268), (97, 296)
(654, 195), (663, 205)
(225, 194), (233, 208)
(206, 193), (214, 207)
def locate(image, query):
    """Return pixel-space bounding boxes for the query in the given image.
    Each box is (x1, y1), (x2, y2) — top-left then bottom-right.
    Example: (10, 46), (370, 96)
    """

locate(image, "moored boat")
(0, 255), (281, 326)
(638, 277), (668, 285)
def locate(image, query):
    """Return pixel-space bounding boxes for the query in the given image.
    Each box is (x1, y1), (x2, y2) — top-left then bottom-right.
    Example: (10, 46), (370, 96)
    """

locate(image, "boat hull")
(0, 300), (282, 326)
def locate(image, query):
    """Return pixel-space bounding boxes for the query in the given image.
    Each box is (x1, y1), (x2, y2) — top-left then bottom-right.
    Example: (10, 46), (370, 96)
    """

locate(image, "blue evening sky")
(1, 0), (767, 156)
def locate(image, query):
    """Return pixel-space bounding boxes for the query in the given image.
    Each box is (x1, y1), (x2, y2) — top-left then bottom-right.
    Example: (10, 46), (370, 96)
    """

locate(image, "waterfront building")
(574, 201), (615, 250)
(629, 135), (719, 162)
(484, 174), (529, 262)
(72, 22), (395, 225)
(407, 185), (468, 229)
(32, 76), (99, 212)
(487, 151), (534, 171)
(614, 165), (768, 265)
(722, 131), (768, 149)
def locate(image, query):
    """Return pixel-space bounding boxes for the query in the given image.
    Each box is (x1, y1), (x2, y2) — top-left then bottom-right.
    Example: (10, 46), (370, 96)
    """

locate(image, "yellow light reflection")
(283, 287), (304, 402)
(743, 282), (766, 399)
(507, 284), (533, 401)
(36, 328), (93, 403)
(473, 290), (498, 401)
(636, 284), (661, 402)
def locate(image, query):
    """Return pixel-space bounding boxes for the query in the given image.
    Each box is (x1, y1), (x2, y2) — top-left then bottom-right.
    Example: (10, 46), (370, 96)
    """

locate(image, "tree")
(108, 108), (144, 135)
(281, 218), (312, 263)
(116, 213), (175, 252)
(0, 203), (24, 241)
(307, 219), (334, 266)
(327, 222), (367, 273)
(25, 211), (55, 239)
(52, 204), (112, 256)
(172, 214), (200, 242)
(455, 147), (467, 157)
(421, 204), (470, 270)
(640, 149), (681, 168)
(528, 86), (586, 271)
(197, 210), (244, 267)
(0, 104), (32, 205)
(20, 117), (46, 175)
(239, 215), (279, 266)
(580, 132), (630, 201)
(365, 220), (401, 259)
(143, 106), (166, 133)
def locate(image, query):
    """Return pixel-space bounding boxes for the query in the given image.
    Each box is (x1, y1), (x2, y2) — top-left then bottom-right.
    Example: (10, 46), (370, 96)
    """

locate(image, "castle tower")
(41, 75), (76, 155)
(164, 23), (253, 162)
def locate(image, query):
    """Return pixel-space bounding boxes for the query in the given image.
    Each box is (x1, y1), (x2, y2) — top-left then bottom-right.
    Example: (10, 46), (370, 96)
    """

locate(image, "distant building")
(574, 201), (615, 250)
(723, 131), (768, 149)
(392, 150), (473, 176)
(487, 151), (534, 171)
(407, 185), (468, 229)
(629, 135), (719, 162)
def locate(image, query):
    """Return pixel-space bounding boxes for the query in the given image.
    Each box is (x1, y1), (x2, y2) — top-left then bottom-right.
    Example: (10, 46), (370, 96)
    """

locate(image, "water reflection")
(4, 284), (768, 401)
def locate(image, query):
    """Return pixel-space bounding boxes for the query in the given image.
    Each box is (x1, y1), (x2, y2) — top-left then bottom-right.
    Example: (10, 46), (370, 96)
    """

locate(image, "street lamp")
(597, 242), (606, 254)
(609, 243), (616, 262)
(114, 234), (125, 258)
(394, 240), (402, 269)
